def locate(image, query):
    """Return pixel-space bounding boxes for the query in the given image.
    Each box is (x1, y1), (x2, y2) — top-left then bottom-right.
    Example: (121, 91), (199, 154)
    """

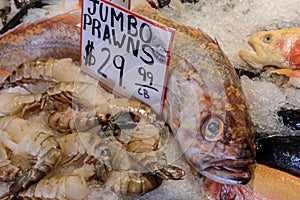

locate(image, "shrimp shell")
(0, 93), (41, 116)
(47, 106), (102, 133)
(42, 81), (155, 121)
(0, 81), (157, 122)
(42, 81), (114, 110)
(107, 122), (183, 195)
(46, 98), (158, 134)
(110, 171), (163, 195)
(0, 81), (109, 117)
(124, 123), (185, 180)
(19, 164), (95, 200)
(0, 58), (80, 89)
(58, 132), (122, 170)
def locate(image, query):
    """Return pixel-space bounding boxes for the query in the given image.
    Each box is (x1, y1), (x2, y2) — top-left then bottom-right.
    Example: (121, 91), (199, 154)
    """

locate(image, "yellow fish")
(239, 27), (300, 79)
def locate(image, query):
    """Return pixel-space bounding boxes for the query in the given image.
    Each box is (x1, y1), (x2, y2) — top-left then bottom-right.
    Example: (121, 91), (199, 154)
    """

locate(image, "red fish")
(134, 2), (256, 185)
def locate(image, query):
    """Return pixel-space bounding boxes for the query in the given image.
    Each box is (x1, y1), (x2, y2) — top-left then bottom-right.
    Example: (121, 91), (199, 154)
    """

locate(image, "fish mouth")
(239, 40), (268, 68)
(239, 50), (263, 68)
(200, 159), (255, 185)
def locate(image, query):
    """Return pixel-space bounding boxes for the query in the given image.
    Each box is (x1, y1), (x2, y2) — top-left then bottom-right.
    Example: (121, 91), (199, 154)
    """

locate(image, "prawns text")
(83, 0), (155, 65)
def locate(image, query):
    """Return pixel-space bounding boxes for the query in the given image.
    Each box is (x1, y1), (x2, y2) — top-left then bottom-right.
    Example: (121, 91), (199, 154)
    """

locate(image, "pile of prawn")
(0, 57), (185, 200)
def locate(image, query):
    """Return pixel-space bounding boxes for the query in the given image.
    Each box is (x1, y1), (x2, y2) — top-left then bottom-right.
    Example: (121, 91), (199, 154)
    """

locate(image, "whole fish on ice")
(239, 27), (300, 86)
(134, 2), (256, 185)
(0, 0), (256, 186)
(239, 27), (300, 69)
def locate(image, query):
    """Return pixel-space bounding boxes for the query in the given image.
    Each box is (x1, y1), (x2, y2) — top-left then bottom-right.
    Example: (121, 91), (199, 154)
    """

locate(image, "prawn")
(0, 58), (80, 91)
(109, 171), (164, 195)
(107, 118), (185, 195)
(0, 116), (61, 193)
(0, 81), (158, 133)
(0, 81), (113, 116)
(0, 112), (184, 199)
(1, 164), (95, 200)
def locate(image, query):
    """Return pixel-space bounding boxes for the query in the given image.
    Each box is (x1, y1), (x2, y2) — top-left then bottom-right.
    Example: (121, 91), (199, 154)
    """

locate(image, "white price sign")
(81, 0), (174, 113)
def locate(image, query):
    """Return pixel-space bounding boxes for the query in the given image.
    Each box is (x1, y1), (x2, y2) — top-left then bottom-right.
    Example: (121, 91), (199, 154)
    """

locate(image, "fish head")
(179, 110), (255, 185)
(200, 104), (256, 185)
(239, 29), (291, 68)
(171, 65), (256, 185)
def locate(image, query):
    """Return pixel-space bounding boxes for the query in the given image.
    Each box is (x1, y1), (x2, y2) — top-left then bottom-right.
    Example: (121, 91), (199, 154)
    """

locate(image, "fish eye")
(263, 34), (272, 43)
(201, 116), (224, 142)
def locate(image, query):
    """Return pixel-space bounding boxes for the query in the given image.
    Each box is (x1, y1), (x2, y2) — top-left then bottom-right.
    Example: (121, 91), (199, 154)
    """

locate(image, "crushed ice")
(1, 0), (300, 199)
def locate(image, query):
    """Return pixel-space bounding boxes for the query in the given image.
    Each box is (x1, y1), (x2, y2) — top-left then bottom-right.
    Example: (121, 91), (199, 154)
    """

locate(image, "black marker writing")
(113, 55), (125, 87)
(84, 40), (96, 66)
(138, 67), (154, 85)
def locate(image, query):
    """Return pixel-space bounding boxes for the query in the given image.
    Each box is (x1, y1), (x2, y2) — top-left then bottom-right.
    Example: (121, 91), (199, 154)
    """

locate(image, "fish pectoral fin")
(271, 68), (300, 77)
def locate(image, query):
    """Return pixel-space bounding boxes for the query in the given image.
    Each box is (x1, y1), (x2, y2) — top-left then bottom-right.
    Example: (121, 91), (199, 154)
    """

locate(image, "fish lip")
(247, 40), (256, 51)
(200, 159), (255, 185)
(239, 49), (266, 68)
(238, 39), (261, 66)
